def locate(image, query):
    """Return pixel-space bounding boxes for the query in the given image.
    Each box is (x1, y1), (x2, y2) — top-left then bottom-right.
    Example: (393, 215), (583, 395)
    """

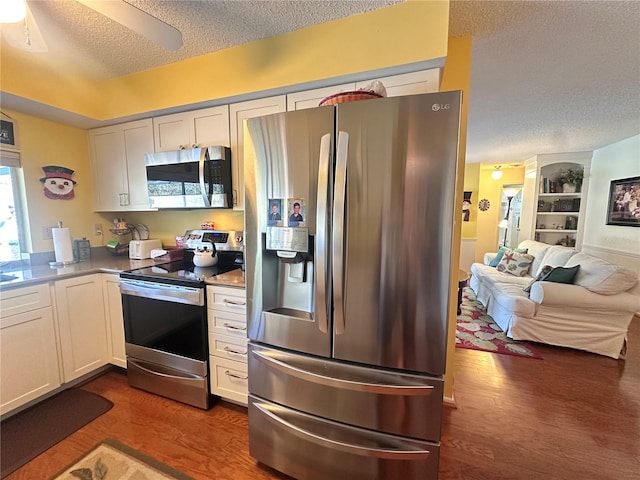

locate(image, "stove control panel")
(183, 230), (244, 252)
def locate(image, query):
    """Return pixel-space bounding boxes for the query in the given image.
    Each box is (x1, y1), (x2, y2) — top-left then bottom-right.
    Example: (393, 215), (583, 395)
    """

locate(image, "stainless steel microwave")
(145, 146), (232, 209)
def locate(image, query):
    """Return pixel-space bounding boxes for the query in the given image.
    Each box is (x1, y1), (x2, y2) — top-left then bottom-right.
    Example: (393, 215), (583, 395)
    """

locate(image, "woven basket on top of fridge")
(318, 90), (383, 107)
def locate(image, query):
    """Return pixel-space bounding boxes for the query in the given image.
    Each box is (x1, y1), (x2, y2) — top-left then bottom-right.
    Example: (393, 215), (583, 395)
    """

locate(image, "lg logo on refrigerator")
(432, 103), (451, 111)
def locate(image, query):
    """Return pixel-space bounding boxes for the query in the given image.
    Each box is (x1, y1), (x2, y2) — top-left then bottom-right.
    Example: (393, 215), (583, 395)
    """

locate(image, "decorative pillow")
(565, 252), (638, 295)
(523, 265), (553, 293)
(540, 264), (580, 284)
(489, 246), (529, 267)
(496, 251), (535, 277)
(535, 246), (576, 276)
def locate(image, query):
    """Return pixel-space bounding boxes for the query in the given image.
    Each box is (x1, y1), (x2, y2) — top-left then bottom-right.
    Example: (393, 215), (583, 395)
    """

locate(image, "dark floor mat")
(0, 388), (113, 478)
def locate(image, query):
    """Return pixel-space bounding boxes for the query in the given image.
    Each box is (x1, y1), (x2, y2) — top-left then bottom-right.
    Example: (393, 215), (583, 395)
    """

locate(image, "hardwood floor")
(6, 317), (639, 480)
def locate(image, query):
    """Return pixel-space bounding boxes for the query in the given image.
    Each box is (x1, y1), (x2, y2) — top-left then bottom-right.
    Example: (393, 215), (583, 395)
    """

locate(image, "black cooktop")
(120, 261), (240, 285)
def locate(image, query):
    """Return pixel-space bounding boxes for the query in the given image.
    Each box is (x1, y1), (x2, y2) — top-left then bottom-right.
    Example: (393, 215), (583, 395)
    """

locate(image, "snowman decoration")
(40, 166), (77, 200)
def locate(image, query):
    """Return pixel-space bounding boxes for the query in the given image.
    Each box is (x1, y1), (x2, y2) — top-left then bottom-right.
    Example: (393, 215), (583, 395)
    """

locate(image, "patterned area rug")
(456, 287), (542, 359)
(50, 439), (194, 480)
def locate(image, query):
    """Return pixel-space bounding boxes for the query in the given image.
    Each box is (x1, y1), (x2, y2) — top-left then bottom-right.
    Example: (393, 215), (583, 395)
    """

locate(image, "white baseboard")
(443, 392), (457, 408)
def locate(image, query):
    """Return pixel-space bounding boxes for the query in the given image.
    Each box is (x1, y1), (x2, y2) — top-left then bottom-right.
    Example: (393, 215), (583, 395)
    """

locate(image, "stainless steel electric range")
(119, 230), (243, 409)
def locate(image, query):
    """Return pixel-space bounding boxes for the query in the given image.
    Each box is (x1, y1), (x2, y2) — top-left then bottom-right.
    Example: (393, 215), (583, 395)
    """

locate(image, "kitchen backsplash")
(99, 210), (245, 247)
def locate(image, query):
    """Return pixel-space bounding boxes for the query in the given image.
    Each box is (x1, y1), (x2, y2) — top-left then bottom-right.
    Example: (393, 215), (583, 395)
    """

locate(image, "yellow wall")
(474, 166), (525, 261)
(114, 210), (245, 248)
(4, 109), (105, 252)
(439, 35), (472, 402)
(1, 1), (450, 120)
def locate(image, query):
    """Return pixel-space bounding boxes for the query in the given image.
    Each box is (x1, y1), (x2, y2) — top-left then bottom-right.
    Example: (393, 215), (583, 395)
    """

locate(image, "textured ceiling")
(449, 0), (640, 165)
(1, 0), (639, 166)
(12, 0), (402, 81)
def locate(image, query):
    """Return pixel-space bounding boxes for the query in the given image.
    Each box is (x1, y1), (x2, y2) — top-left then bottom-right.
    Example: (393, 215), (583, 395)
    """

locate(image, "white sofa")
(469, 240), (640, 359)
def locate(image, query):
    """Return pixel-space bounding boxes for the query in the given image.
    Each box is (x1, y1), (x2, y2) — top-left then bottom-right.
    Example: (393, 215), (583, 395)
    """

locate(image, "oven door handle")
(128, 358), (201, 380)
(120, 279), (204, 306)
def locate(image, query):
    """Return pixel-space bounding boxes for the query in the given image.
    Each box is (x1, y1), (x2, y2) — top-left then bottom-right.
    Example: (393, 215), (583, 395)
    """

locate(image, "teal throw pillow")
(540, 264), (580, 284)
(489, 246), (528, 267)
(523, 264), (580, 294)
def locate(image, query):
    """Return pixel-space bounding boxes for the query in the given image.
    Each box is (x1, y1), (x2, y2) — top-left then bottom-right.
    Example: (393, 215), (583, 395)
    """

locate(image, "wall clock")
(478, 199), (491, 211)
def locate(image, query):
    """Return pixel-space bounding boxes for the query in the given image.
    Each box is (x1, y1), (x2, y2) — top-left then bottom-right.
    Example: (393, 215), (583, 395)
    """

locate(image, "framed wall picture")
(606, 176), (640, 227)
(462, 191), (472, 221)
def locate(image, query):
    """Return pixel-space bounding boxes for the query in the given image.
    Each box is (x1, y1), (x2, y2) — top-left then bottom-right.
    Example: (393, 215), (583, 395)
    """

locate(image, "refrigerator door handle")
(254, 402), (432, 460)
(315, 133), (332, 334)
(332, 131), (349, 334)
(252, 349), (434, 396)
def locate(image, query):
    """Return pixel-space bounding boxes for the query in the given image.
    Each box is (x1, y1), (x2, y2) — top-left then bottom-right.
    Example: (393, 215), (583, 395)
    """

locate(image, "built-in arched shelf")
(519, 152), (592, 249)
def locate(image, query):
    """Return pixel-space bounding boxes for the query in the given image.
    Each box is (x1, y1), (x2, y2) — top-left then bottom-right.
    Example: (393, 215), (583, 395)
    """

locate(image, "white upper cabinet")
(286, 69), (441, 112)
(88, 119), (154, 211)
(153, 105), (230, 151)
(355, 69), (441, 97)
(287, 83), (356, 111)
(229, 96), (286, 210)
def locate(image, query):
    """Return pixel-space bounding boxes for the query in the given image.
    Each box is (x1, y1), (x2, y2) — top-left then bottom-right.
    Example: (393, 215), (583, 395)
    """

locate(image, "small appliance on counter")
(105, 219), (151, 256)
(129, 239), (162, 260)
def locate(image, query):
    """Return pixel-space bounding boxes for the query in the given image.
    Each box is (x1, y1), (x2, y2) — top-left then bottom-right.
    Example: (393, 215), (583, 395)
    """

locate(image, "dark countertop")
(0, 255), (246, 291)
(0, 256), (164, 291)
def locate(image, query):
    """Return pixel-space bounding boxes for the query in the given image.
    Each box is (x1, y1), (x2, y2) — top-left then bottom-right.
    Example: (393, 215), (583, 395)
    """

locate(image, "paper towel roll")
(52, 227), (74, 263)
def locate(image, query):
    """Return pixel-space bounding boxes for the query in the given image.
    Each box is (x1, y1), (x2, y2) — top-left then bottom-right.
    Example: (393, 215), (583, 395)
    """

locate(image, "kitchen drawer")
(249, 395), (440, 480)
(210, 356), (248, 405)
(207, 309), (247, 338)
(206, 285), (246, 314)
(208, 332), (248, 363)
(0, 283), (51, 318)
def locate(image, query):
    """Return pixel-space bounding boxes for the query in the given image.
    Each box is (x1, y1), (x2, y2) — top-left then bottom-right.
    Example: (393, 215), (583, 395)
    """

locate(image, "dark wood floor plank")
(5, 317), (639, 480)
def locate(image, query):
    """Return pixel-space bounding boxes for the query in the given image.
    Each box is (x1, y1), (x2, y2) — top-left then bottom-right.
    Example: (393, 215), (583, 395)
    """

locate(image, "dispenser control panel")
(266, 227), (308, 253)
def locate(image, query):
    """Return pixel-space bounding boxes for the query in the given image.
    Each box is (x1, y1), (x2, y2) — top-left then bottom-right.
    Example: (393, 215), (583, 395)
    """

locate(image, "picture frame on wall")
(606, 176), (640, 227)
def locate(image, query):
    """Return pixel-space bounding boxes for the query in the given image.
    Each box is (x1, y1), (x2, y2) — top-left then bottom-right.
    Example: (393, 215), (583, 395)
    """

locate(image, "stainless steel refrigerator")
(244, 91), (462, 480)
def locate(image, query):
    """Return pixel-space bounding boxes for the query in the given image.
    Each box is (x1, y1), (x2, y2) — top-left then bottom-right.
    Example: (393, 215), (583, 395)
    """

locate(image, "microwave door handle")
(332, 131), (348, 335)
(199, 148), (211, 207)
(315, 133), (331, 334)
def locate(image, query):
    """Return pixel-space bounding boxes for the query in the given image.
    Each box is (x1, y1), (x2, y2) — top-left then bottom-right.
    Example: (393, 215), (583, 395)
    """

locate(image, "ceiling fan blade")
(1, 0), (48, 52)
(77, 0), (183, 51)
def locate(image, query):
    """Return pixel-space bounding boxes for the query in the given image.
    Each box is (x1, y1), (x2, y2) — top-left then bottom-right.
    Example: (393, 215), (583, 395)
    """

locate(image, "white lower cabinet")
(54, 274), (109, 382)
(102, 274), (126, 368)
(206, 285), (248, 405)
(0, 284), (61, 416)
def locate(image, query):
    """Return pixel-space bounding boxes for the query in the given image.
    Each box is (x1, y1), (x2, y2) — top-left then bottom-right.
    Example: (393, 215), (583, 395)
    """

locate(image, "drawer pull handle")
(223, 298), (246, 306)
(223, 323), (247, 331)
(224, 346), (247, 355)
(225, 370), (248, 380)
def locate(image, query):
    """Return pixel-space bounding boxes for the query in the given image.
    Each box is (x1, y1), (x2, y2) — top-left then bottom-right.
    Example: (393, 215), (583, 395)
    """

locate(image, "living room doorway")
(499, 184), (523, 248)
